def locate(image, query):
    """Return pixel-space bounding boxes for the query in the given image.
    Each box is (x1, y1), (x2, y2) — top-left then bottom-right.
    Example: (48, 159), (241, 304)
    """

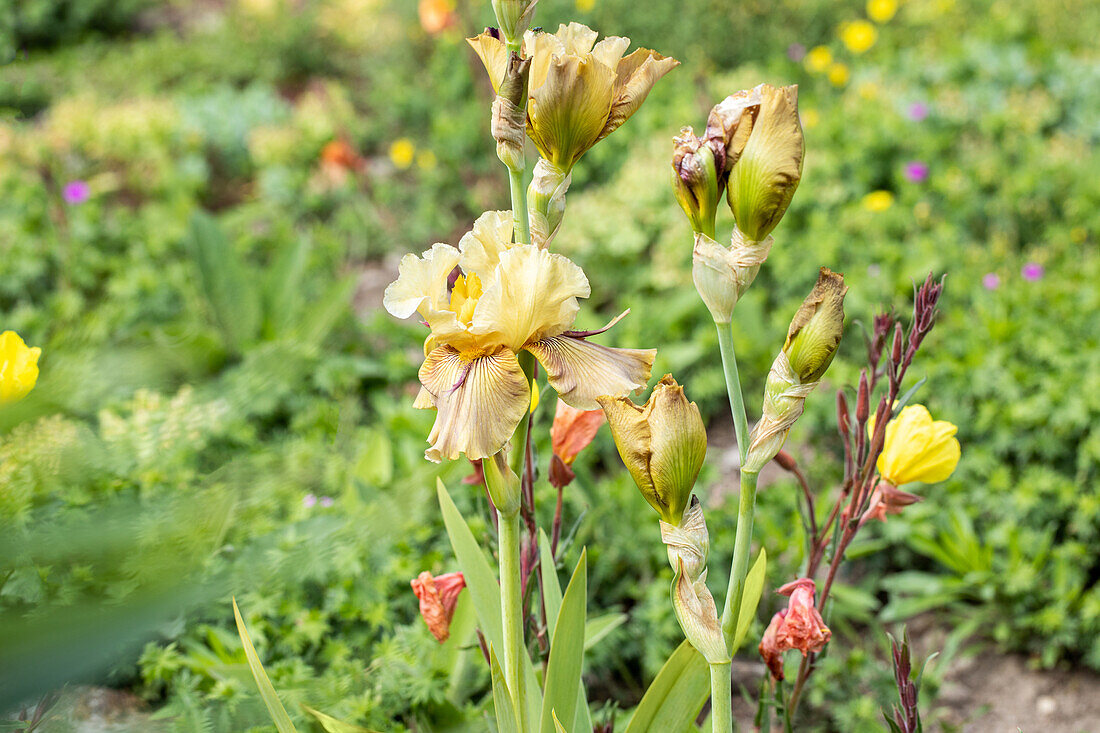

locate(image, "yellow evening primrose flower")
(383, 211), (656, 462)
(840, 20), (878, 54)
(0, 331), (41, 404)
(469, 23), (678, 172)
(575, 0), (596, 10)
(804, 46), (833, 74)
(867, 0), (898, 23)
(389, 138), (416, 169)
(827, 62), (850, 87)
(876, 405), (960, 485)
(862, 190), (894, 211)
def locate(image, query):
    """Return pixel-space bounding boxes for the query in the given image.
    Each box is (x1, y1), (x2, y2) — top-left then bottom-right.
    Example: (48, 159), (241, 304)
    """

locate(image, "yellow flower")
(469, 23), (678, 171)
(840, 20), (878, 54)
(0, 331), (41, 404)
(801, 108), (820, 129)
(804, 46), (833, 74)
(862, 190), (894, 211)
(827, 62), (850, 87)
(867, 0), (898, 23)
(575, 0), (596, 10)
(384, 211), (655, 461)
(389, 138), (416, 169)
(416, 150), (437, 170)
(876, 405), (960, 485)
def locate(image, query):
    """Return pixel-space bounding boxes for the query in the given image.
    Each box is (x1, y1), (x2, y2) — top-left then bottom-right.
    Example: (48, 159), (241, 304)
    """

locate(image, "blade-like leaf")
(553, 710), (569, 733)
(295, 273), (356, 347)
(540, 550), (587, 733)
(188, 212), (262, 351)
(264, 235), (310, 339)
(437, 480), (542, 721)
(232, 598), (299, 733)
(584, 612), (626, 651)
(538, 530), (593, 733)
(301, 705), (378, 733)
(490, 646), (520, 733)
(623, 641), (709, 733)
(732, 549), (767, 652)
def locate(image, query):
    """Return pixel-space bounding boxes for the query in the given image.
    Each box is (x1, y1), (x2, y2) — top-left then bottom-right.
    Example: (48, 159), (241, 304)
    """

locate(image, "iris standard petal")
(526, 334), (654, 410)
(458, 210), (516, 278)
(419, 345), (530, 461)
(553, 22), (599, 55)
(471, 245), (590, 352)
(527, 54), (616, 168)
(467, 32), (510, 93)
(598, 49), (679, 143)
(383, 243), (459, 320)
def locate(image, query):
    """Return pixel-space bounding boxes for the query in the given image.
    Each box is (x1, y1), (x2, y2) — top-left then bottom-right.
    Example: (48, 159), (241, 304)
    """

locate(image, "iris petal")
(527, 334), (654, 410)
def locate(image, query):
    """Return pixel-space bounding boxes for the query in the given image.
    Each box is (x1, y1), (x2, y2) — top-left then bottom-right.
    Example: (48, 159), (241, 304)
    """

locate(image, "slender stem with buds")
(721, 469), (759, 645)
(709, 661), (733, 733)
(715, 323), (749, 464)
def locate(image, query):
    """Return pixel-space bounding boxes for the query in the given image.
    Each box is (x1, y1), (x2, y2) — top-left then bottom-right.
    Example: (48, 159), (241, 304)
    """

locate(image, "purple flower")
(787, 43), (806, 61)
(906, 102), (929, 122)
(1021, 262), (1044, 281)
(320, 496), (334, 508)
(982, 273), (1000, 290)
(303, 493), (318, 508)
(903, 160), (929, 183)
(62, 180), (90, 205)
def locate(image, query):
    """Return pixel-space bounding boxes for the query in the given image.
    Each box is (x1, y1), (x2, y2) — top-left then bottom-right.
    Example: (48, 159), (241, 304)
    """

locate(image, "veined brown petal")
(419, 345), (530, 462)
(598, 50), (680, 143)
(526, 334), (654, 410)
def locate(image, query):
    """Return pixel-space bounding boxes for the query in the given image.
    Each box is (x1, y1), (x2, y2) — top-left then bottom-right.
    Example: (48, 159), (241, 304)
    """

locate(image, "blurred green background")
(1, 0), (1098, 730)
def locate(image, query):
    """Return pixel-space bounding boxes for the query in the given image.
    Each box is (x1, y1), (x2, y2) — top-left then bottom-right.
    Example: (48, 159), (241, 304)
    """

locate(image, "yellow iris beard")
(449, 272), (483, 326)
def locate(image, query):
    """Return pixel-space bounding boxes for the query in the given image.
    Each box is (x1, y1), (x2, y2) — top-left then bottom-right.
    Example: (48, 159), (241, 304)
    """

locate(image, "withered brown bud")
(491, 52), (531, 173)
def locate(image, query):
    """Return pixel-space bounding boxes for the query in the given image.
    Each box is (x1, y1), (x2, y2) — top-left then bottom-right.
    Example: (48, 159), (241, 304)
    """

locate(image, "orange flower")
(549, 399), (605, 488)
(758, 611), (788, 680)
(418, 0), (456, 35)
(774, 578), (831, 656)
(320, 139), (362, 171)
(411, 571), (466, 642)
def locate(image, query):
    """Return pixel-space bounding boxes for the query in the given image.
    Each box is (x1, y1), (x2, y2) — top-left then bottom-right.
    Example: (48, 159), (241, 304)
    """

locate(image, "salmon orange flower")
(549, 400), (605, 488)
(411, 571), (466, 642)
(384, 211), (655, 461)
(418, 0), (456, 35)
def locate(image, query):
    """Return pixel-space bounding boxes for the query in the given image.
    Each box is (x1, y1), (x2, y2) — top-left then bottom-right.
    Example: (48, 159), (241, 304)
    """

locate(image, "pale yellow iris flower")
(876, 404), (960, 485)
(384, 211), (655, 462)
(0, 330), (41, 404)
(469, 23), (678, 172)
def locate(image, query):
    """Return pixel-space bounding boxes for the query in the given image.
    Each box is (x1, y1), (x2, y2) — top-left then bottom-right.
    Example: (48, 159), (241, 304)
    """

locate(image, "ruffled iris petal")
(526, 334), (654, 410)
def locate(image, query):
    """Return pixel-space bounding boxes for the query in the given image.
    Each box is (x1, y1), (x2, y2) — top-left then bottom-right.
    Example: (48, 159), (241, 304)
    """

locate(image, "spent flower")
(671, 127), (720, 237)
(384, 211), (654, 461)
(411, 571), (467, 642)
(549, 400), (605, 488)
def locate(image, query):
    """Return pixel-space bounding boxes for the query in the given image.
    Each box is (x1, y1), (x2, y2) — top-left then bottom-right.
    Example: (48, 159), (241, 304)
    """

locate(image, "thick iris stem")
(509, 166), (532, 246)
(499, 507), (528, 731)
(720, 469), (759, 647)
(715, 322), (750, 464)
(709, 661), (733, 733)
(511, 351), (536, 476)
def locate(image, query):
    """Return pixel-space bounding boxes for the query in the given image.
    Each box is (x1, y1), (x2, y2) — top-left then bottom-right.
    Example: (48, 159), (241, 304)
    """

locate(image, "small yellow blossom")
(840, 20), (878, 54)
(858, 81), (880, 100)
(801, 108), (821, 129)
(804, 46), (833, 74)
(876, 405), (960, 485)
(867, 0), (899, 23)
(416, 150), (437, 170)
(530, 379), (540, 413)
(0, 331), (41, 405)
(575, 0), (596, 10)
(389, 138), (416, 169)
(827, 63), (850, 87)
(862, 190), (894, 211)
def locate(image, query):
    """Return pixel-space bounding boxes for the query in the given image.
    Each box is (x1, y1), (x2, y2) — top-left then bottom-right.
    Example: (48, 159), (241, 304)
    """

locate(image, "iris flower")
(469, 23), (678, 172)
(384, 211), (655, 461)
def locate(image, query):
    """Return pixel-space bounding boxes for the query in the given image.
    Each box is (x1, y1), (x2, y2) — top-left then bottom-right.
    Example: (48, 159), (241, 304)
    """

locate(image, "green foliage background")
(1, 0), (1098, 730)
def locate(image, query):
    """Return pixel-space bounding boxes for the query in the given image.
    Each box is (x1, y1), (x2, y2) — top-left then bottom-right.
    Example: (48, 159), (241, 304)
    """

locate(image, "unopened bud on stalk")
(492, 52), (531, 173)
(597, 375), (707, 527)
(491, 0), (538, 45)
(482, 450), (521, 516)
(784, 267), (848, 382)
(726, 84), (804, 242)
(836, 390), (851, 442)
(527, 158), (571, 247)
(856, 371), (870, 424)
(661, 497), (729, 664)
(671, 127), (719, 237)
(892, 322), (904, 366)
(744, 269), (846, 473)
(704, 86), (761, 190)
(692, 228), (772, 324)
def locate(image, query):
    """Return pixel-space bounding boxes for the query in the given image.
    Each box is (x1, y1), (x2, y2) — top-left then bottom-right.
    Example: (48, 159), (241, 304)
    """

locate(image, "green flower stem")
(721, 469), (759, 646)
(511, 351), (535, 477)
(509, 166), (532, 246)
(498, 506), (528, 731)
(709, 661), (733, 733)
(715, 321), (749, 464)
